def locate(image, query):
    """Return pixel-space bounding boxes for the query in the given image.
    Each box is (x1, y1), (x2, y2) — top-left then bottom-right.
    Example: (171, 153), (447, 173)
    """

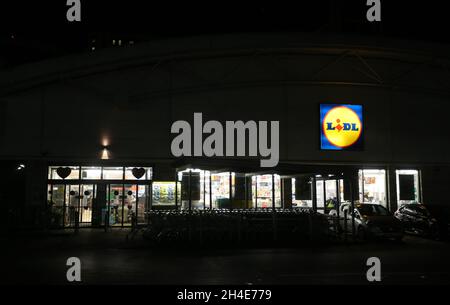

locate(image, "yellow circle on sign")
(323, 106), (362, 148)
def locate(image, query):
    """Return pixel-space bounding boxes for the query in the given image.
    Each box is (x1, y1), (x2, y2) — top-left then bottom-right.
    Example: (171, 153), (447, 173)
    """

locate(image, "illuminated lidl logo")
(320, 104), (363, 150)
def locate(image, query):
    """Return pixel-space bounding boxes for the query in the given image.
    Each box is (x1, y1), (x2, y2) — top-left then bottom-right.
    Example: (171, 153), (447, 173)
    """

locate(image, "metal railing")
(142, 208), (333, 245)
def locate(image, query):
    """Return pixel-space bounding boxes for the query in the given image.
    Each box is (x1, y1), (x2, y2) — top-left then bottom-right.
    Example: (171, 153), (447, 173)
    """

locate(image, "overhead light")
(101, 146), (110, 160)
(102, 138), (109, 147)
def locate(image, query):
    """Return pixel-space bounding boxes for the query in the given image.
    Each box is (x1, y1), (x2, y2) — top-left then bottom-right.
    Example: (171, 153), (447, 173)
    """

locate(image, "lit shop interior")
(172, 168), (420, 210)
(46, 164), (422, 228)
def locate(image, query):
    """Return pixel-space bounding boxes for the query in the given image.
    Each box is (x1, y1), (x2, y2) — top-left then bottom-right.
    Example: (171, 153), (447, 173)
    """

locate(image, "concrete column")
(387, 167), (398, 212)
(282, 178), (292, 209)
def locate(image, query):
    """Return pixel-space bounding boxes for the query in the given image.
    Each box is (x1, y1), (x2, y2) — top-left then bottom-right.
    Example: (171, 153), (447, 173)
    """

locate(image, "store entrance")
(102, 183), (150, 228)
(48, 183), (150, 228)
(316, 177), (344, 215)
(48, 183), (96, 228)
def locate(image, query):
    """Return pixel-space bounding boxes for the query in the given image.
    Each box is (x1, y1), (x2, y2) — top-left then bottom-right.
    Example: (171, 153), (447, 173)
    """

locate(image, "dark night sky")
(0, 1), (449, 66)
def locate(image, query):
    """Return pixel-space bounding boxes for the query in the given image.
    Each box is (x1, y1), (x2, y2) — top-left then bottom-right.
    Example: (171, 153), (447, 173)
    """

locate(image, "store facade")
(47, 165), (153, 228)
(44, 161), (423, 228)
(171, 165), (422, 213)
(1, 33), (448, 228)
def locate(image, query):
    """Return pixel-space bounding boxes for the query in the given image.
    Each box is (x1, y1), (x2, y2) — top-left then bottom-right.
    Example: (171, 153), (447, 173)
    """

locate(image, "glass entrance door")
(107, 184), (123, 227)
(93, 184), (107, 227)
(315, 178), (343, 214)
(324, 180), (338, 214)
(137, 185), (150, 225)
(47, 184), (96, 228)
(103, 183), (151, 227)
(123, 184), (137, 226)
(79, 184), (95, 227)
(65, 184), (80, 227)
(47, 184), (66, 228)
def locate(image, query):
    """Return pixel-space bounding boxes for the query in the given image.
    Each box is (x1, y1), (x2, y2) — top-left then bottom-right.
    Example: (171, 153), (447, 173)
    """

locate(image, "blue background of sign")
(320, 104), (364, 151)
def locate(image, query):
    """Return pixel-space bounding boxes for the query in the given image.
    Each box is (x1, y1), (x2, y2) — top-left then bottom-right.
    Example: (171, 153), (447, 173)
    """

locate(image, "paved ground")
(2, 229), (450, 285)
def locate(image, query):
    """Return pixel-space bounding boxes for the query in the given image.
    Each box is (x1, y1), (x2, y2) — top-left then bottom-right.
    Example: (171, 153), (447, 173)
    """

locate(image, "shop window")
(250, 176), (256, 209)
(204, 171), (211, 209)
(47, 185), (52, 204)
(232, 173), (251, 209)
(81, 167), (101, 180)
(358, 171), (364, 203)
(47, 184), (66, 227)
(48, 166), (80, 180)
(49, 166), (153, 181)
(65, 184), (80, 227)
(176, 180), (182, 207)
(152, 182), (176, 206)
(179, 169), (207, 209)
(358, 169), (387, 207)
(339, 179), (345, 204)
(252, 174), (281, 209)
(316, 180), (325, 210)
(396, 170), (420, 204)
(292, 177), (313, 208)
(325, 180), (337, 211)
(48, 185), (65, 206)
(274, 175), (282, 208)
(125, 167), (152, 180)
(231, 173), (238, 201)
(48, 167), (55, 180)
(199, 170), (208, 209)
(137, 185), (150, 224)
(103, 167), (124, 180)
(211, 172), (230, 209)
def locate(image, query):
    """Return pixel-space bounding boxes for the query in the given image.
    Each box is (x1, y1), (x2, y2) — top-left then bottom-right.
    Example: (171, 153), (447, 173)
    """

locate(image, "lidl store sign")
(320, 104), (363, 150)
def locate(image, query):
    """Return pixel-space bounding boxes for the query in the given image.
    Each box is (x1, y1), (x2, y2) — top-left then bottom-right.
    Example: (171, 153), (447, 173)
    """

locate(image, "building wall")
(1, 34), (450, 215)
(1, 82), (450, 165)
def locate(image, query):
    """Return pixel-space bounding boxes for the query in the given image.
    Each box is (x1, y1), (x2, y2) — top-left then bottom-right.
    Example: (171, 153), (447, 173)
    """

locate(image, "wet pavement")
(2, 229), (450, 285)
